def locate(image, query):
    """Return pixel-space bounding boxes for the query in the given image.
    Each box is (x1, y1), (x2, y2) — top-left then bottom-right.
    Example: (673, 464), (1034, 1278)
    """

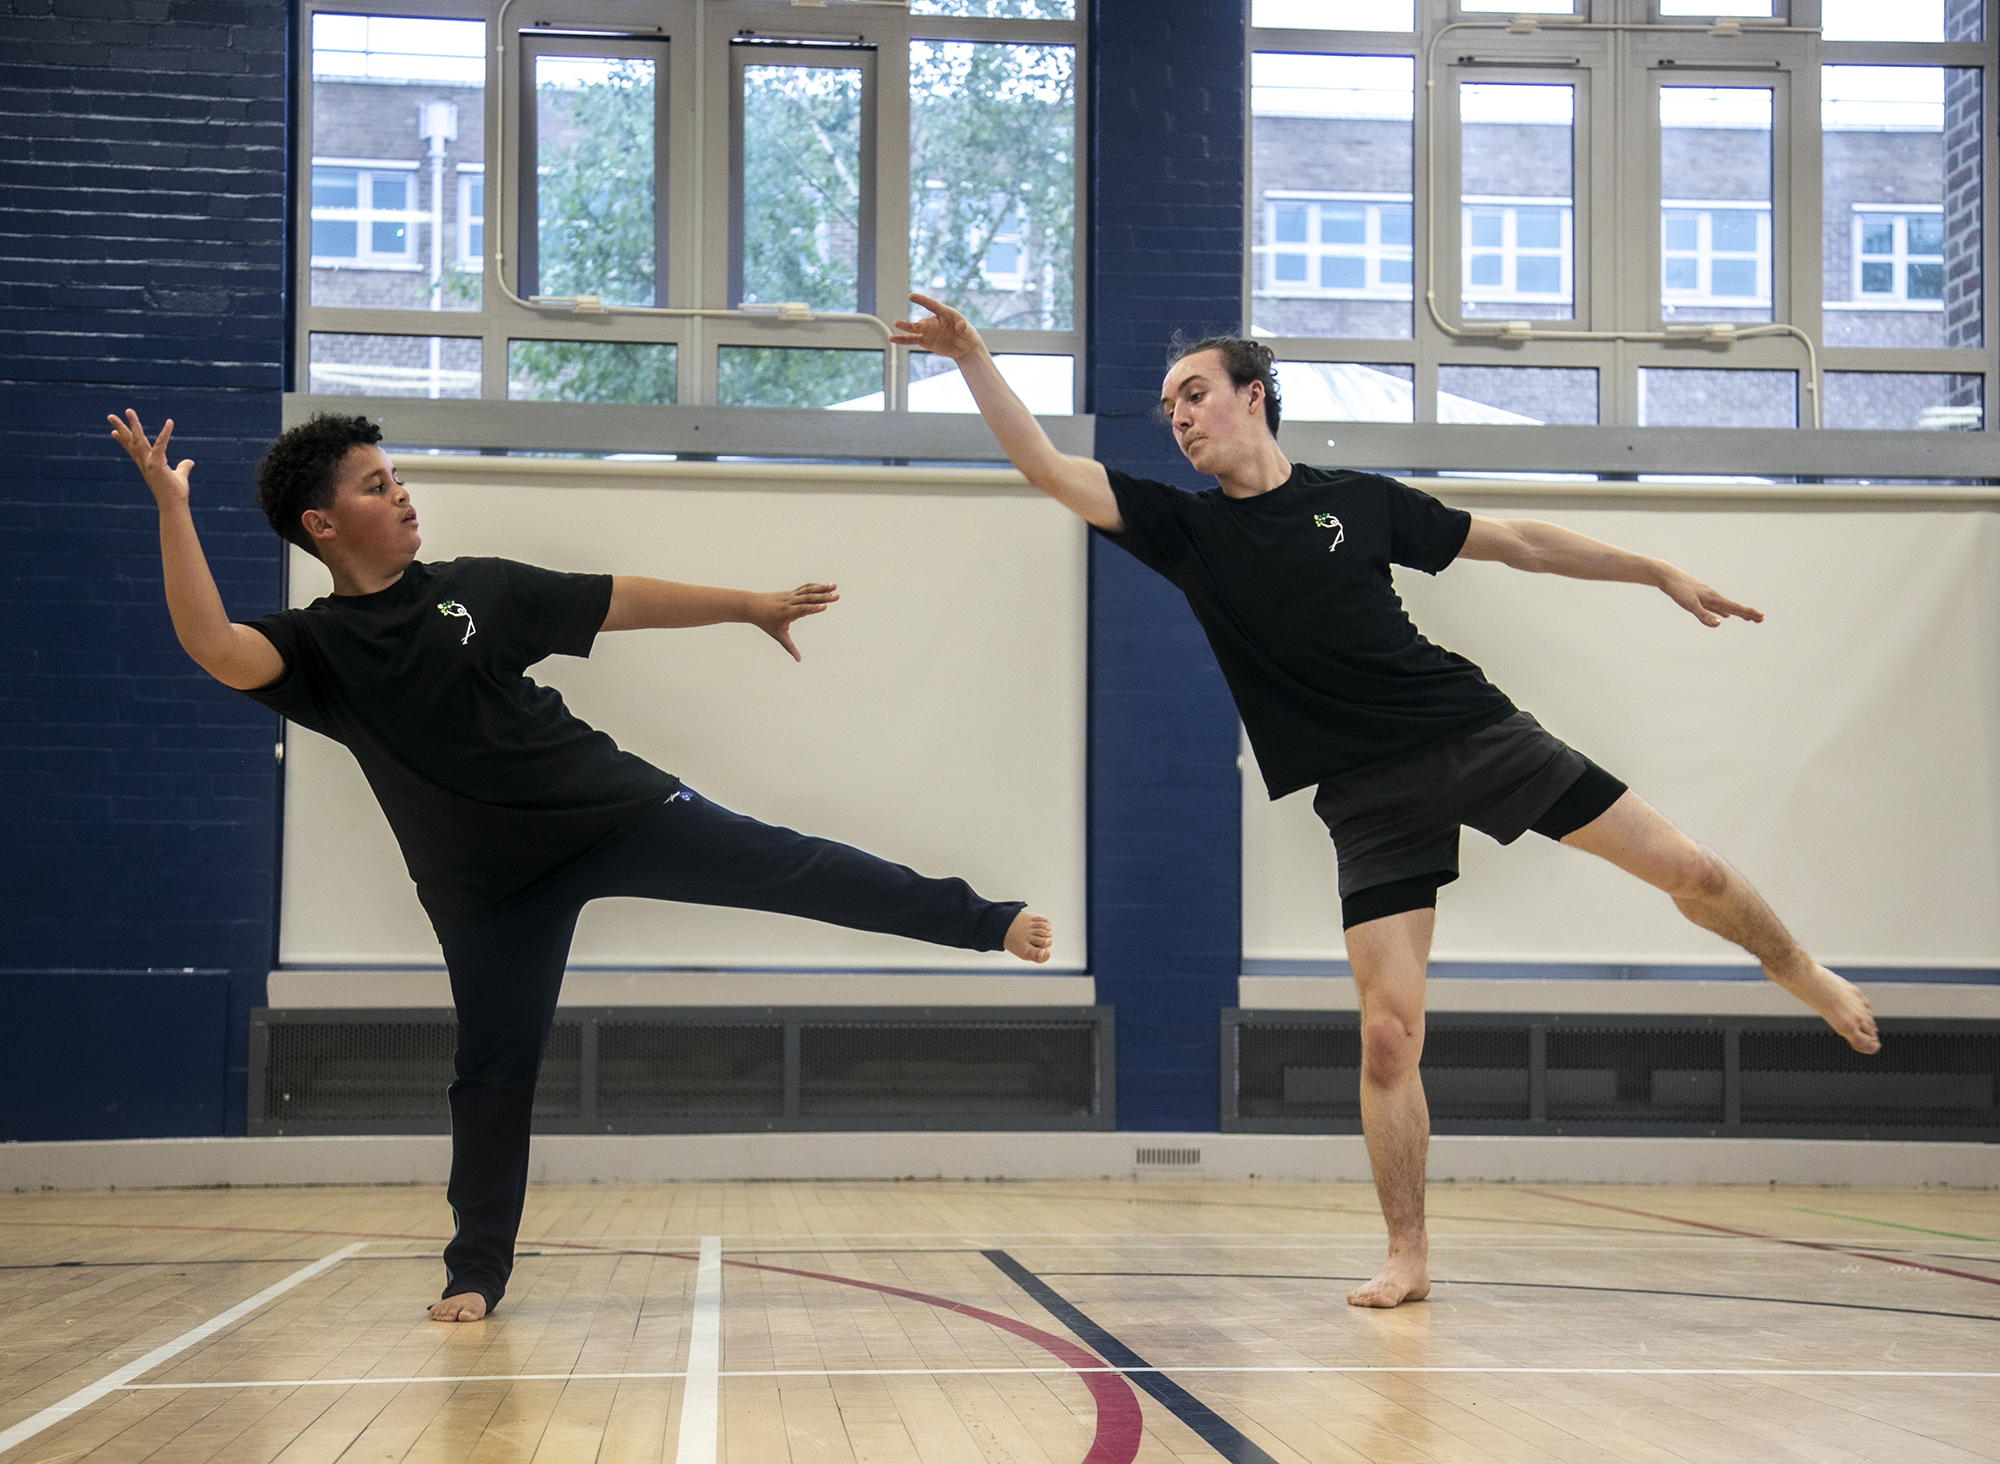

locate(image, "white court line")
(673, 1236), (722, 1464)
(0, 1242), (367, 1458)
(115, 1364), (2000, 1391)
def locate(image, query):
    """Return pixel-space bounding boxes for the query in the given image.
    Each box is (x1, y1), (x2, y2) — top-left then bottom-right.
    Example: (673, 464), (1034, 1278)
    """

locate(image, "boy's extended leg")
(1560, 791), (1879, 1053)
(593, 789), (1046, 958)
(1344, 906), (1436, 1309)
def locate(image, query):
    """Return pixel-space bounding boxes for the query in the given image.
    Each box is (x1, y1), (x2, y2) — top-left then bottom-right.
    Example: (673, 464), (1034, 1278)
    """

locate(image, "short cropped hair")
(255, 413), (382, 558)
(1165, 333), (1282, 435)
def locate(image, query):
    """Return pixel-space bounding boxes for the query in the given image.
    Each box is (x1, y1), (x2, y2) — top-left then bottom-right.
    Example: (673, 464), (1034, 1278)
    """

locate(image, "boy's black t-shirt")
(240, 557), (677, 936)
(1098, 465), (1516, 798)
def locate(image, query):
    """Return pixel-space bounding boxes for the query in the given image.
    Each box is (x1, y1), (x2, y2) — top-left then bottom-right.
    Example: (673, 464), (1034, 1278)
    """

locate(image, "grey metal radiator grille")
(250, 1005), (1113, 1134)
(1224, 1011), (2000, 1140)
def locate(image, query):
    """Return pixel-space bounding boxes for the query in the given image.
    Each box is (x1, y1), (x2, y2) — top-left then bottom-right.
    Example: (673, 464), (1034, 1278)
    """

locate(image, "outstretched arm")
(109, 410), (287, 690)
(601, 577), (838, 661)
(890, 294), (1122, 532)
(1457, 515), (1762, 628)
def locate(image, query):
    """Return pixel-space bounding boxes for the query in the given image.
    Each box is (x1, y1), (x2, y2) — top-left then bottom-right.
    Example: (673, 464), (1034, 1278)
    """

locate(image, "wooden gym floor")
(1, 1178), (1996, 1462)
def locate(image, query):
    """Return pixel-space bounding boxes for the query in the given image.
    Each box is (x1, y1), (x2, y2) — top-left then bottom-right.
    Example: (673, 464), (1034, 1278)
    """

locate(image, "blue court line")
(983, 1250), (1283, 1464)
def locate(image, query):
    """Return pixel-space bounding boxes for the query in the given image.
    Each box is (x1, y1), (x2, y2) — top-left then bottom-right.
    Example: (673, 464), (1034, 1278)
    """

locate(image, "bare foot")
(1770, 958), (1880, 1054)
(429, 1292), (487, 1322)
(1005, 911), (1053, 964)
(1348, 1246), (1430, 1308)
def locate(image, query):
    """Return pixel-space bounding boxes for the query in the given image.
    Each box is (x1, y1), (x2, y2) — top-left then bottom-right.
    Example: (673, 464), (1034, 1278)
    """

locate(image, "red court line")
(1519, 1189), (2000, 1288)
(2, 1220), (1145, 1463)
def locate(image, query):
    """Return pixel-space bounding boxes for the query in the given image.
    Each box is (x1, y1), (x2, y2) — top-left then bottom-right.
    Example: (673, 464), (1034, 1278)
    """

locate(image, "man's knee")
(1360, 1011), (1424, 1086)
(1664, 844), (1730, 902)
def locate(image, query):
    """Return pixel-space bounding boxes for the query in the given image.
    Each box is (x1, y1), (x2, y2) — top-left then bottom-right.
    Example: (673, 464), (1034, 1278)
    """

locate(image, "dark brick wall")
(1088, 0), (1244, 1130)
(0, 0), (289, 1138)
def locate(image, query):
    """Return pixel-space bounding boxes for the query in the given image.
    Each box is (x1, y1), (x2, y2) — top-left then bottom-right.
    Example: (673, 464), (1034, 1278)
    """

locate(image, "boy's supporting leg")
(435, 889), (585, 1321)
(1344, 906), (1436, 1308)
(1559, 791), (1880, 1053)
(595, 790), (1035, 955)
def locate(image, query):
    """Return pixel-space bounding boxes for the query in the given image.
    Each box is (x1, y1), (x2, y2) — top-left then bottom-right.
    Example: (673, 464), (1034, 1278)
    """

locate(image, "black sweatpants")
(436, 787), (1025, 1312)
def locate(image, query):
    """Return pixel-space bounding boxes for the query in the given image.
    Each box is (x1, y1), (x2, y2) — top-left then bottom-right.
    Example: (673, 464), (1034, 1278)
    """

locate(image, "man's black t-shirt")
(1098, 465), (1516, 798)
(240, 557), (677, 936)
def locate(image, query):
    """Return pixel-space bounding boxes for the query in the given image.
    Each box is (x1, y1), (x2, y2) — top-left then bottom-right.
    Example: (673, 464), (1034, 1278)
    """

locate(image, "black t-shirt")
(1098, 465), (1516, 797)
(241, 557), (677, 936)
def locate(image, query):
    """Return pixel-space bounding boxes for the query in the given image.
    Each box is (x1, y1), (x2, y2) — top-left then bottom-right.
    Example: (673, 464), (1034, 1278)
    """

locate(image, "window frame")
(290, 0), (1088, 445)
(1849, 204), (1947, 308)
(309, 158), (424, 270)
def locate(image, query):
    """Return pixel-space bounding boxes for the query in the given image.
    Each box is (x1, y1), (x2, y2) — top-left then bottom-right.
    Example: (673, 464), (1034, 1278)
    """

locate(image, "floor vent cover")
(1135, 1146), (1202, 1166)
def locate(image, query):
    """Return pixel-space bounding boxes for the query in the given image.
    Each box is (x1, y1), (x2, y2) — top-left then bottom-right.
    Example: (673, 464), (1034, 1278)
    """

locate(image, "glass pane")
(1824, 372), (1983, 430)
(1823, 67), (1982, 349)
(1439, 366), (1597, 425)
(911, 0), (1073, 16)
(1659, 0), (1773, 11)
(508, 341), (676, 404)
(536, 55), (657, 309)
(1462, 83), (1574, 320)
(307, 333), (481, 398)
(310, 15), (484, 311)
(1253, 0), (1414, 31)
(1637, 368), (1795, 428)
(1661, 87), (1771, 324)
(718, 347), (883, 409)
(901, 353), (1074, 414)
(1462, 0), (1576, 11)
(1252, 54), (1415, 340)
(910, 43), (1076, 332)
(1273, 360), (1415, 422)
(1822, 0), (1981, 42)
(740, 62), (863, 314)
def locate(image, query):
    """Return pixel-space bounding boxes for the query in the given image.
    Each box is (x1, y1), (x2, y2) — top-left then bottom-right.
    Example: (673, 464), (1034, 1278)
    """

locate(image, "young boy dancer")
(891, 295), (1880, 1310)
(111, 408), (1053, 1322)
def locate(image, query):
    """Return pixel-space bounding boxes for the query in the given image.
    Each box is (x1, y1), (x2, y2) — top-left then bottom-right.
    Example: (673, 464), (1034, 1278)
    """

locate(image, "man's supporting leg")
(1344, 906), (1437, 1308)
(1561, 791), (1879, 1053)
(434, 890), (584, 1321)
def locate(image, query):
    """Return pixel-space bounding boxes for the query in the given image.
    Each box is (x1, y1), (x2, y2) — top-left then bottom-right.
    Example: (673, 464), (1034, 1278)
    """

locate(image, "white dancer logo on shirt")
(1313, 513), (1345, 552)
(437, 600), (476, 644)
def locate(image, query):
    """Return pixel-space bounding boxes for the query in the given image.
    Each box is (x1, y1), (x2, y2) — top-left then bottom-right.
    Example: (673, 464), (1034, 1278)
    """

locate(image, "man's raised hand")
(108, 410), (194, 509)
(890, 294), (981, 361)
(1661, 567), (1763, 628)
(752, 582), (840, 661)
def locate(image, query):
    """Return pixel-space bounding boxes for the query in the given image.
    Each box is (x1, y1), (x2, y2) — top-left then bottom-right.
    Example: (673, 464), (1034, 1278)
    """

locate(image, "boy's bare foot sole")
(1347, 1254), (1430, 1309)
(1773, 960), (1880, 1054)
(429, 1292), (488, 1322)
(1005, 911), (1054, 964)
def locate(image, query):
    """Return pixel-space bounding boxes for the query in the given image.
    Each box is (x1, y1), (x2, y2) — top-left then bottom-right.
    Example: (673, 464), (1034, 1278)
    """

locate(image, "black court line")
(984, 1250), (1283, 1464)
(1037, 1271), (2000, 1326)
(0, 1258), (329, 1272)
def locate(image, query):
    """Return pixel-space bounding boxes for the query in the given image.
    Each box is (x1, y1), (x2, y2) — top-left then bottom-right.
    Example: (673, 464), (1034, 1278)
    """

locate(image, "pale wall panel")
(280, 469), (1087, 969)
(1244, 502), (2000, 967)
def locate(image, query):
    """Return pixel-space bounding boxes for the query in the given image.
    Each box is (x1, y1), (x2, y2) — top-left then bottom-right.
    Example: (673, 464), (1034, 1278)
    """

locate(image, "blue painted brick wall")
(0, 0), (288, 1139)
(1089, 1), (1246, 1130)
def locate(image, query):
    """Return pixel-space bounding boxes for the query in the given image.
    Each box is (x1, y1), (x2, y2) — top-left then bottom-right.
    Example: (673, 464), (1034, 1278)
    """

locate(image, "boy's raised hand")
(751, 582), (840, 662)
(890, 294), (981, 361)
(109, 409), (195, 508)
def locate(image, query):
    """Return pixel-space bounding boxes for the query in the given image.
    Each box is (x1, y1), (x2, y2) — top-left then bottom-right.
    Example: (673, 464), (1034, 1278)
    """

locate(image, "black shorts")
(1312, 710), (1627, 929)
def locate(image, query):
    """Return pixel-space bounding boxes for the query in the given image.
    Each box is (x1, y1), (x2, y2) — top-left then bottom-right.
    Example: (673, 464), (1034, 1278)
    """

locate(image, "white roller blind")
(1244, 501), (2000, 968)
(278, 466), (1087, 970)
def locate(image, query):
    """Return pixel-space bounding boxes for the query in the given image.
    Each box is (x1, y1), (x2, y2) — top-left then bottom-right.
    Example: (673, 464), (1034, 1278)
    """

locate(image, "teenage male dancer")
(892, 295), (1880, 1309)
(111, 408), (1053, 1323)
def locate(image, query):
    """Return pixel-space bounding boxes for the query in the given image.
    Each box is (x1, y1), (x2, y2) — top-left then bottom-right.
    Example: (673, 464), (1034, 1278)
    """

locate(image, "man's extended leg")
(1344, 906), (1436, 1308)
(1561, 791), (1879, 1053)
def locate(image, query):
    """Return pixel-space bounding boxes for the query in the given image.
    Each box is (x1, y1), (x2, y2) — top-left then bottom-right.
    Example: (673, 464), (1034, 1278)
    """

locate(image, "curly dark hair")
(1164, 333), (1282, 436)
(255, 413), (383, 558)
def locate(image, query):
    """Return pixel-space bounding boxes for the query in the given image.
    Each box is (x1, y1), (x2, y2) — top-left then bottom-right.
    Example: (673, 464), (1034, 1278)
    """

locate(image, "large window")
(1247, 0), (1991, 452)
(295, 3), (1084, 426)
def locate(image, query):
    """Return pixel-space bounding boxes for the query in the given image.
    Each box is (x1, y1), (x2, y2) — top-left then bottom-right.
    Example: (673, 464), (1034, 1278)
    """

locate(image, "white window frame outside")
(1848, 203), (1946, 310)
(1459, 195), (1572, 306)
(1660, 198), (1773, 308)
(456, 165), (484, 273)
(1259, 191), (1414, 299)
(310, 157), (422, 270)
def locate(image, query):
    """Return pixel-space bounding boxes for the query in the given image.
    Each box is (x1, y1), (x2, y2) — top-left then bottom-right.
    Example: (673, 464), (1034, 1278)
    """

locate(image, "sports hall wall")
(2, 3), (1994, 1145)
